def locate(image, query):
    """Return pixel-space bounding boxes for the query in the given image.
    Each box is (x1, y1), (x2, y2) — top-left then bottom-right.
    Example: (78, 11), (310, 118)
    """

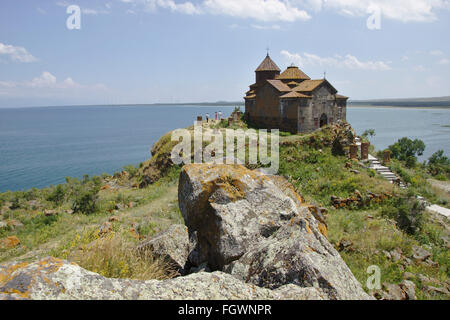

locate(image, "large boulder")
(178, 164), (307, 270)
(225, 216), (369, 299)
(178, 163), (370, 300)
(137, 224), (191, 274)
(0, 257), (326, 300)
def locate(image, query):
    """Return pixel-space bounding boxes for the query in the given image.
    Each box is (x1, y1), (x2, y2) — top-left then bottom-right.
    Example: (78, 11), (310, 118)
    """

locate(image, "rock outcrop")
(1, 163), (372, 300)
(0, 257), (327, 300)
(137, 224), (191, 274)
(178, 163), (370, 300)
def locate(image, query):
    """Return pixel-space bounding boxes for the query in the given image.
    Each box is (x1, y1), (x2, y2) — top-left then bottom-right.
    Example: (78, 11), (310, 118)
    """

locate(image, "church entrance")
(320, 113), (328, 127)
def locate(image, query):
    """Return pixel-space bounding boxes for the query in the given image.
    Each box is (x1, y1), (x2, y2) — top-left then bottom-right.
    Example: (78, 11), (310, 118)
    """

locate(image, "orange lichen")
(318, 223), (328, 238)
(0, 257), (65, 299)
(305, 220), (312, 234)
(0, 236), (20, 249)
(0, 262), (29, 285)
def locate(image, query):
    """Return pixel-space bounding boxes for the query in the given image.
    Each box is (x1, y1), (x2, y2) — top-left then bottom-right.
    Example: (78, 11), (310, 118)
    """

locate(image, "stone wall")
(246, 81), (347, 134)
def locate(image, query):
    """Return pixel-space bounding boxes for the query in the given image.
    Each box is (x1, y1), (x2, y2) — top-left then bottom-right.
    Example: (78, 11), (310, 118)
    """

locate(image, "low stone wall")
(331, 190), (392, 209)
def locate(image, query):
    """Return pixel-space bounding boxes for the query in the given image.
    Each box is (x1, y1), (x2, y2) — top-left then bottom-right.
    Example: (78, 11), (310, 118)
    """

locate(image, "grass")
(0, 168), (183, 270)
(54, 230), (177, 280)
(1, 121), (449, 299)
(326, 207), (449, 299)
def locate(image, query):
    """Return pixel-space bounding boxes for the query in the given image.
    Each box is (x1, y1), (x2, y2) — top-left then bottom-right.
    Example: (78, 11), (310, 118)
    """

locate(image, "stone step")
(378, 172), (395, 175)
(367, 154), (405, 187)
(373, 167), (390, 171)
(380, 174), (398, 179)
(380, 173), (397, 178)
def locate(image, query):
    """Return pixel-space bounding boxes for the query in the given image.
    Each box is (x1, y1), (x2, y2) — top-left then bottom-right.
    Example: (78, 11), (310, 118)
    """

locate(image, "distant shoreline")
(348, 104), (450, 109)
(1, 102), (450, 110)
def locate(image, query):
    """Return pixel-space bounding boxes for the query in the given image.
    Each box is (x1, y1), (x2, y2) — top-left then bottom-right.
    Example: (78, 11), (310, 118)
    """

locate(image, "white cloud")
(293, 0), (450, 22)
(0, 72), (107, 96)
(438, 58), (450, 65)
(82, 7), (111, 15)
(121, 0), (311, 21)
(251, 24), (281, 30)
(159, 0), (201, 14)
(281, 50), (392, 71)
(203, 0), (310, 22)
(280, 50), (304, 66)
(55, 1), (70, 7)
(430, 50), (444, 56)
(0, 81), (16, 88)
(0, 43), (38, 63)
(57, 1), (111, 15)
(37, 7), (47, 15)
(26, 72), (85, 89)
(121, 0), (450, 22)
(29, 72), (57, 88)
(122, 0), (201, 15)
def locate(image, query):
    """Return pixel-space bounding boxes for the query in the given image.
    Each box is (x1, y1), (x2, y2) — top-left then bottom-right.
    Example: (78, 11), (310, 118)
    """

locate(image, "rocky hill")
(0, 121), (448, 300)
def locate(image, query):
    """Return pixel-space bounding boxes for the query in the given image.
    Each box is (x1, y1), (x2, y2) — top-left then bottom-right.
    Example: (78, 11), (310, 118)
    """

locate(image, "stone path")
(426, 204), (450, 218)
(354, 138), (406, 188)
(355, 137), (448, 219)
(367, 154), (407, 188)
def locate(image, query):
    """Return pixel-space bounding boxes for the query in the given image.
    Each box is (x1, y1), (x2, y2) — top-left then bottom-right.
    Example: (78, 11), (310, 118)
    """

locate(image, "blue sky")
(0, 0), (449, 107)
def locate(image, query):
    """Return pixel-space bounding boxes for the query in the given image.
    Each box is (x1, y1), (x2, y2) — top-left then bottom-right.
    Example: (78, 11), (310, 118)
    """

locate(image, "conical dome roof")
(255, 54), (281, 72)
(277, 65), (310, 80)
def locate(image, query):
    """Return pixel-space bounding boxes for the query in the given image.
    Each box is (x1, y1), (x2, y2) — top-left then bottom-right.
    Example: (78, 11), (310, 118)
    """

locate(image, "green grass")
(1, 121), (448, 298)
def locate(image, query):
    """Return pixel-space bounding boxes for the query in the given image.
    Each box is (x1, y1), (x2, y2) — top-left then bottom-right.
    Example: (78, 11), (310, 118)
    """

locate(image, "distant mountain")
(349, 96), (450, 107)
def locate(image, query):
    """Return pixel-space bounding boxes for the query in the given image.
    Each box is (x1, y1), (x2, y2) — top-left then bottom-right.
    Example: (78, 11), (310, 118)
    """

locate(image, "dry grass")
(69, 233), (178, 281)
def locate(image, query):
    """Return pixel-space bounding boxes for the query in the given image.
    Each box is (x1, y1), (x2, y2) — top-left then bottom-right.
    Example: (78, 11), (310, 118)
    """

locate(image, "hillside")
(0, 120), (449, 300)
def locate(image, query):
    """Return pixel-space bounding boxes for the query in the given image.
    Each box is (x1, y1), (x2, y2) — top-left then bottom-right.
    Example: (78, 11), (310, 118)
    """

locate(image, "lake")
(0, 105), (449, 192)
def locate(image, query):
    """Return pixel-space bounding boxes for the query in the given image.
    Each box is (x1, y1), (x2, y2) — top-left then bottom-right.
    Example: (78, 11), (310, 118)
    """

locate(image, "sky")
(0, 0), (450, 107)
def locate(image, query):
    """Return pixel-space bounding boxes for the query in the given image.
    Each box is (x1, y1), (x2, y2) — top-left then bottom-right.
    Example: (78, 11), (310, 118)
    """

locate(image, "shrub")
(388, 137), (425, 162)
(426, 150), (450, 178)
(361, 129), (376, 142)
(405, 155), (417, 168)
(123, 164), (139, 178)
(70, 176), (102, 215)
(47, 185), (66, 206)
(381, 197), (425, 235)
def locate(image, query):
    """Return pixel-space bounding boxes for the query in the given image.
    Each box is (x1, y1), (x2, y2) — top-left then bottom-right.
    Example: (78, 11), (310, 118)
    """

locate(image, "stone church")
(244, 54), (348, 133)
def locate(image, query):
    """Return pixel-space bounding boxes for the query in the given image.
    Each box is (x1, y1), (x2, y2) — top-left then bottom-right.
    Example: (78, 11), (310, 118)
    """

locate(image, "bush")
(381, 197), (425, 235)
(47, 185), (66, 206)
(427, 150), (450, 178)
(388, 137), (425, 162)
(361, 129), (376, 142)
(123, 164), (139, 178)
(70, 176), (102, 215)
(405, 155), (417, 168)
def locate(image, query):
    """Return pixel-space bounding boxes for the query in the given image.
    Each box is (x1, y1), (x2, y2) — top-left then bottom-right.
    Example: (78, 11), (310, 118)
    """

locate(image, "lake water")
(0, 105), (449, 192)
